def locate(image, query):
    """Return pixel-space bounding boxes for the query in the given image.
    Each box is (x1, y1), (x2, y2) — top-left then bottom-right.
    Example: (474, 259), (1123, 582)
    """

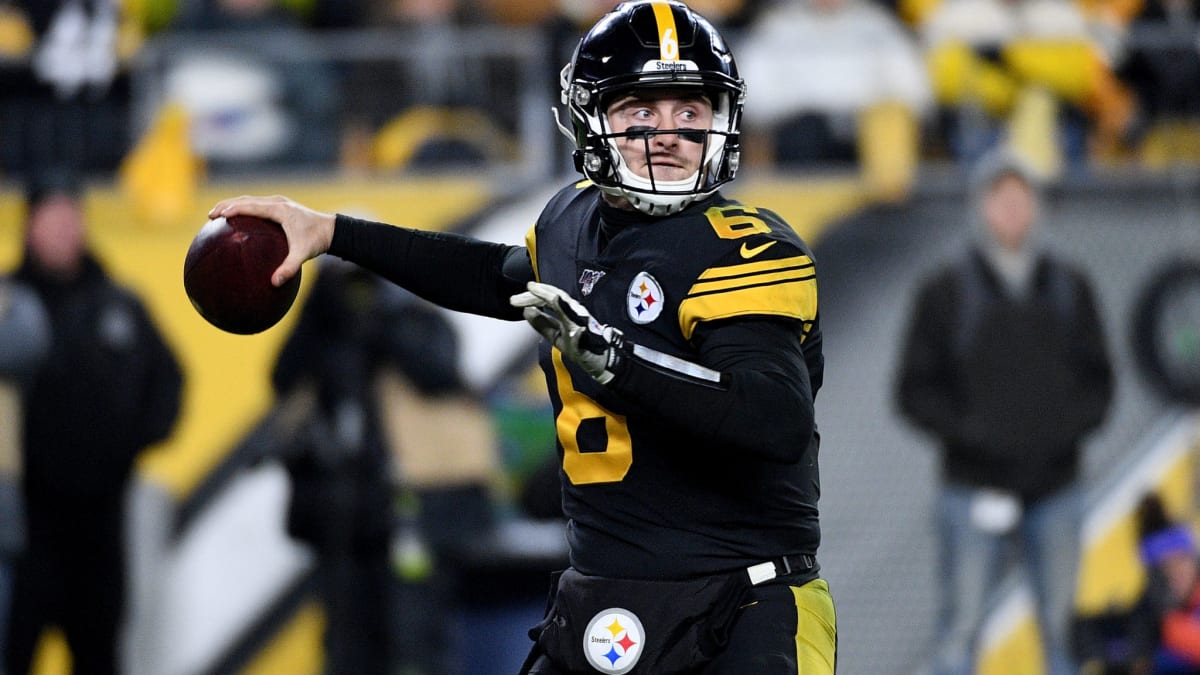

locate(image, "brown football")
(183, 214), (300, 335)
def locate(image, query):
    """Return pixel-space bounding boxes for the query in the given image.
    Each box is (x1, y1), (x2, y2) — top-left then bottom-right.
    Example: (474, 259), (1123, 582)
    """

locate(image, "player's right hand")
(207, 195), (336, 287)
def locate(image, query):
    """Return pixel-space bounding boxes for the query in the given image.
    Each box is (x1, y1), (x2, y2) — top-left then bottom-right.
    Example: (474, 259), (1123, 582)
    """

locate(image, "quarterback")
(210, 1), (836, 672)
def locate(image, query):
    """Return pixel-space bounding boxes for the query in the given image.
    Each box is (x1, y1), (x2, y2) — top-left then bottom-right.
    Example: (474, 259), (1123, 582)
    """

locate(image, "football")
(183, 214), (301, 335)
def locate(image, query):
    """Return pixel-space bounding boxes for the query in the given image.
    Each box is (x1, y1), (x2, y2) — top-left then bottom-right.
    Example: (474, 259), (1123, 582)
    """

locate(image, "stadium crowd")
(1, 0), (1199, 185)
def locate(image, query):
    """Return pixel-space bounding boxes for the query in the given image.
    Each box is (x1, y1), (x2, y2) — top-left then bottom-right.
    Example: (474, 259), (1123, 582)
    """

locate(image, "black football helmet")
(556, 1), (746, 216)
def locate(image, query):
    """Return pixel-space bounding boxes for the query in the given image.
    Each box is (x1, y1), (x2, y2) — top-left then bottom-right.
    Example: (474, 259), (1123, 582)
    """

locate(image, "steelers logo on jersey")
(583, 608), (645, 674)
(627, 271), (664, 324)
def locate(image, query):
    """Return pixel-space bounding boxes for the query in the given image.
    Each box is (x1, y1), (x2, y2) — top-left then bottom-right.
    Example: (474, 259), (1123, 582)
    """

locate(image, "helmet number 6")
(661, 29), (678, 61)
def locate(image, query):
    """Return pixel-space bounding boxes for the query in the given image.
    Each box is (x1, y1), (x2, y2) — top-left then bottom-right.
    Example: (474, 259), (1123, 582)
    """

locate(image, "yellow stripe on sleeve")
(678, 275), (817, 341)
(687, 267), (815, 298)
(696, 255), (814, 280)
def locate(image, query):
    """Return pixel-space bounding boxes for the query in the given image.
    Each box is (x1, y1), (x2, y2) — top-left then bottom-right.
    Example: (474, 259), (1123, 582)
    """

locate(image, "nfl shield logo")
(579, 269), (606, 296)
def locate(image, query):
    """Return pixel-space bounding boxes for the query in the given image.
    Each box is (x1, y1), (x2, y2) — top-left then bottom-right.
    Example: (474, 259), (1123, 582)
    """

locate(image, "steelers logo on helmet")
(583, 608), (645, 674)
(627, 271), (664, 324)
(555, 1), (746, 216)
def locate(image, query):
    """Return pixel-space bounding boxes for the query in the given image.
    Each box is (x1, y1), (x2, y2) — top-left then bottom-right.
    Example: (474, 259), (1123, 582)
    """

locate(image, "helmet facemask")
(556, 60), (745, 216)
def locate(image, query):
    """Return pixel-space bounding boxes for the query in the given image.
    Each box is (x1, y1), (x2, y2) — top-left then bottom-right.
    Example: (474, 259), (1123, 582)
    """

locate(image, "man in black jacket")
(5, 171), (182, 675)
(896, 150), (1114, 675)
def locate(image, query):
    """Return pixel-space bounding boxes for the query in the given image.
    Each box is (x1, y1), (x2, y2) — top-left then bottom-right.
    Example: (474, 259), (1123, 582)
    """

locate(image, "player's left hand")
(511, 282), (622, 384)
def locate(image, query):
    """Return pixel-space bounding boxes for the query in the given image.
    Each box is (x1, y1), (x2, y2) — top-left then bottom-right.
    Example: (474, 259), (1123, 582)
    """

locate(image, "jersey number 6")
(552, 351), (632, 484)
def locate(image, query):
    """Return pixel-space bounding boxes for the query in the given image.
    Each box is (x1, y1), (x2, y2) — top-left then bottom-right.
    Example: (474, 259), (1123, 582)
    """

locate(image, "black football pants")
(525, 578), (837, 674)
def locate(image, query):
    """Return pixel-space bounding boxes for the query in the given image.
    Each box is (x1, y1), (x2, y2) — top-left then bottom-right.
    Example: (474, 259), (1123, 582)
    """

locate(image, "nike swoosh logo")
(740, 240), (777, 259)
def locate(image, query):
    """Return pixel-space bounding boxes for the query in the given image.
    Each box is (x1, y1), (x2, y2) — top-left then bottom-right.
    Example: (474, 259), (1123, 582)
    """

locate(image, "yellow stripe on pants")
(792, 578), (837, 674)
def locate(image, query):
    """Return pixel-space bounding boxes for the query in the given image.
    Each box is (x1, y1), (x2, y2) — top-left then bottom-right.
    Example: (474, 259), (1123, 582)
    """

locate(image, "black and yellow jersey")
(527, 182), (823, 580)
(326, 182), (824, 581)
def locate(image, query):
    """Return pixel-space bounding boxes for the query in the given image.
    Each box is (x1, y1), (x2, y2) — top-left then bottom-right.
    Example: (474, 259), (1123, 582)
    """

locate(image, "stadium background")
(1, 0), (1199, 673)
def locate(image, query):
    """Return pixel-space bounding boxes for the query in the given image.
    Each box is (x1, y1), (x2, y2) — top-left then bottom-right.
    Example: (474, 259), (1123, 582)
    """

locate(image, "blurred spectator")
(4, 170), (182, 675)
(919, 0), (1137, 171)
(0, 276), (49, 675)
(1117, 0), (1200, 165)
(895, 149), (1115, 675)
(167, 0), (339, 172)
(1130, 491), (1200, 674)
(279, 0), (367, 28)
(273, 257), (497, 674)
(174, 0), (302, 29)
(365, 0), (463, 23)
(1076, 492), (1200, 674)
(477, 0), (564, 26)
(0, 1), (141, 177)
(736, 0), (932, 201)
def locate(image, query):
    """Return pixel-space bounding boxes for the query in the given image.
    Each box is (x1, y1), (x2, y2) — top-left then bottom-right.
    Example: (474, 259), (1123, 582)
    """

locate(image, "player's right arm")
(208, 195), (532, 320)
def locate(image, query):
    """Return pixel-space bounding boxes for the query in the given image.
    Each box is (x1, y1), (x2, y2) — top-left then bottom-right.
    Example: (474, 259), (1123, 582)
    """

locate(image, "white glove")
(510, 281), (623, 384)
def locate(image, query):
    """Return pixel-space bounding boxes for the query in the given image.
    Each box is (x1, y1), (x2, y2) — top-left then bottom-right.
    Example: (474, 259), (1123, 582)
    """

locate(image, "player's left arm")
(512, 231), (819, 463)
(512, 281), (814, 463)
(618, 316), (815, 464)
(633, 222), (819, 463)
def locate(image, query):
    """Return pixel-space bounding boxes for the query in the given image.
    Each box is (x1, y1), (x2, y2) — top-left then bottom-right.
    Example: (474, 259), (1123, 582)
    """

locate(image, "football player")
(210, 2), (836, 672)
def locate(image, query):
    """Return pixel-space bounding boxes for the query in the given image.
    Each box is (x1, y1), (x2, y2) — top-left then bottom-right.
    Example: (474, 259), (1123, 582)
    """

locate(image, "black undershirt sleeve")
(328, 214), (532, 320)
(608, 318), (815, 464)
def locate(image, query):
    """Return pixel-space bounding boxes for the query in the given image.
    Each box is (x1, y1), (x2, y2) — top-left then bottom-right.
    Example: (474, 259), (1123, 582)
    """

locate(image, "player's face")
(605, 90), (713, 183)
(26, 196), (86, 279)
(982, 174), (1037, 252)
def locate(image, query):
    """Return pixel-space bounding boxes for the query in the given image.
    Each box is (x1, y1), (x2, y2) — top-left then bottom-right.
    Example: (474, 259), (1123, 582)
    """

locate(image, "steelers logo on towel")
(627, 272), (664, 324)
(583, 608), (644, 674)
